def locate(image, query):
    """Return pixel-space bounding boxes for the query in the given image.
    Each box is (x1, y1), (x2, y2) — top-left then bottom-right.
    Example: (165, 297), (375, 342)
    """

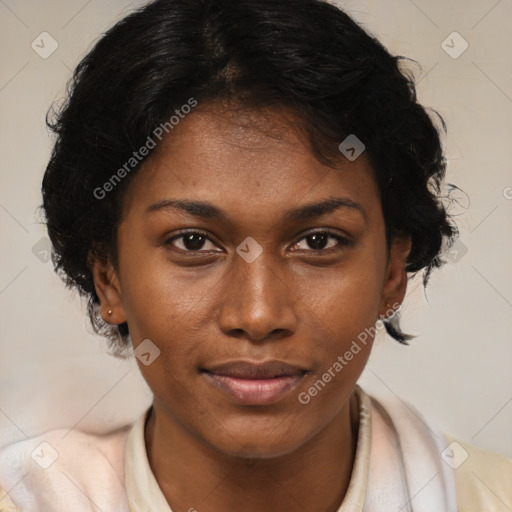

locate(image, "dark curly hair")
(41, 0), (456, 355)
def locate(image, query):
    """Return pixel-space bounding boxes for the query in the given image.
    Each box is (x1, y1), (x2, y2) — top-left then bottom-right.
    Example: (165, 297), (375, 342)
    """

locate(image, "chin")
(203, 422), (310, 461)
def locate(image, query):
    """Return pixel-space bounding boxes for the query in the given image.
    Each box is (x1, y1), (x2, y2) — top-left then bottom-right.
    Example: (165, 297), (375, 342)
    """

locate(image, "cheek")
(301, 259), (384, 335)
(294, 272), (378, 417)
(118, 254), (216, 343)
(296, 253), (384, 376)
(118, 253), (217, 394)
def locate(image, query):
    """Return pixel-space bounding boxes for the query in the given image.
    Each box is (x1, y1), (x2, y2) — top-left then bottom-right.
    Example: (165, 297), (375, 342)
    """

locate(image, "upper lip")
(202, 360), (307, 379)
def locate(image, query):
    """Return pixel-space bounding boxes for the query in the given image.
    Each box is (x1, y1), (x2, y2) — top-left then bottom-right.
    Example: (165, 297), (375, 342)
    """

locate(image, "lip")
(202, 360), (307, 406)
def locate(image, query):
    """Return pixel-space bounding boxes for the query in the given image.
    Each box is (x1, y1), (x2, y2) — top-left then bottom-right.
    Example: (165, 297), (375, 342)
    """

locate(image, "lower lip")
(204, 373), (304, 405)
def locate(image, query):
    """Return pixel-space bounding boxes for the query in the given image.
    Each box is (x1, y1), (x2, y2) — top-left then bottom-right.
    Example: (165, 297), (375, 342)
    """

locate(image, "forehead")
(121, 105), (380, 220)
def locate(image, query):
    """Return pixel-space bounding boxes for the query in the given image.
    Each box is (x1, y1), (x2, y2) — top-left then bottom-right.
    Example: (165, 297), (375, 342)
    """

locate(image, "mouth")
(201, 360), (308, 406)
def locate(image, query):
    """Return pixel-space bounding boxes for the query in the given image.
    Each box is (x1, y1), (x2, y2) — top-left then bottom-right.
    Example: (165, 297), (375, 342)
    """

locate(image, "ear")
(378, 235), (411, 319)
(91, 256), (127, 325)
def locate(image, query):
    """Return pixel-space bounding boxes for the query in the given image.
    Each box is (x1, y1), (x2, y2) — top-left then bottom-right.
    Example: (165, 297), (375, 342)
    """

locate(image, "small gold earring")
(108, 310), (113, 315)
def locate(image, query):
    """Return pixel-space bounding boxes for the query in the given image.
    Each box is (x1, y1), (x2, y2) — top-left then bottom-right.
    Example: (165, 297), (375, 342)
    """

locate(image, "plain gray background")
(0, 0), (511, 458)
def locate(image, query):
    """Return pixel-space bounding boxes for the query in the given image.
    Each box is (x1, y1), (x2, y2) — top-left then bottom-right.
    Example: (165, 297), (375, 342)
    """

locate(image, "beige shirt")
(124, 387), (512, 512)
(1, 387), (511, 511)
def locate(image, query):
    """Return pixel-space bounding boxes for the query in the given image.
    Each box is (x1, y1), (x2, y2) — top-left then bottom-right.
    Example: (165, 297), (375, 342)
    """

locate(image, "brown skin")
(93, 104), (410, 512)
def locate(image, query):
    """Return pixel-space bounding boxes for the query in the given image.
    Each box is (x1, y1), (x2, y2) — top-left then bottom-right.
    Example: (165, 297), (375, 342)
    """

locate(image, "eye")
(165, 230), (222, 252)
(165, 229), (350, 255)
(290, 230), (351, 253)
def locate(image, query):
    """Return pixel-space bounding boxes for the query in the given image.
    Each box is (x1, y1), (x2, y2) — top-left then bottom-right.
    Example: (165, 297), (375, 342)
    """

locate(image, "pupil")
(184, 234), (205, 251)
(308, 233), (328, 250)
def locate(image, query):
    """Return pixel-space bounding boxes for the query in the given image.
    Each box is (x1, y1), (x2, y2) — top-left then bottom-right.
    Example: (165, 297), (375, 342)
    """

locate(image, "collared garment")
(1, 386), (511, 511)
(124, 386), (512, 511)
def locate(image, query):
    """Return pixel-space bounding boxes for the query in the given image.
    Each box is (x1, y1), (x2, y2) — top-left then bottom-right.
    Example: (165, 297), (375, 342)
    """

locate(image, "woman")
(1, 0), (510, 510)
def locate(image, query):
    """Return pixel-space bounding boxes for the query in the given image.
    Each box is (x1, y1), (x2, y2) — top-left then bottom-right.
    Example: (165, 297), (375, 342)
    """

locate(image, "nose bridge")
(218, 248), (297, 341)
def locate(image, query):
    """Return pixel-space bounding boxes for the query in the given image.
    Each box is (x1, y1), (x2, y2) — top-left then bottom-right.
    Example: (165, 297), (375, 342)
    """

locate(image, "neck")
(145, 392), (360, 512)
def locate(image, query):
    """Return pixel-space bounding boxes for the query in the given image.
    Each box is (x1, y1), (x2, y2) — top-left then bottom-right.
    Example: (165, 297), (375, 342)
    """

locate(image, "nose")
(218, 251), (298, 343)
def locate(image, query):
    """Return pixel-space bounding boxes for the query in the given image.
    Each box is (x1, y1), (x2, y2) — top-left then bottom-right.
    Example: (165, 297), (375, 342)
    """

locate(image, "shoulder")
(0, 425), (132, 511)
(444, 433), (512, 512)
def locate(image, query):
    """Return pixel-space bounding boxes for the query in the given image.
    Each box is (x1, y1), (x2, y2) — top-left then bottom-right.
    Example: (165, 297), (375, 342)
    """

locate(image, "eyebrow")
(146, 197), (366, 222)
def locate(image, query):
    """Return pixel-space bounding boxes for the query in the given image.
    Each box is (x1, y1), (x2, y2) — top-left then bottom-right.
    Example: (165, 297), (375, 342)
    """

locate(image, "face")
(93, 104), (409, 458)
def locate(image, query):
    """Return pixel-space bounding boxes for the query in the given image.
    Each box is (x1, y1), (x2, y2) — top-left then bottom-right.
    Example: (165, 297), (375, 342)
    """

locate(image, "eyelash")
(164, 229), (352, 255)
